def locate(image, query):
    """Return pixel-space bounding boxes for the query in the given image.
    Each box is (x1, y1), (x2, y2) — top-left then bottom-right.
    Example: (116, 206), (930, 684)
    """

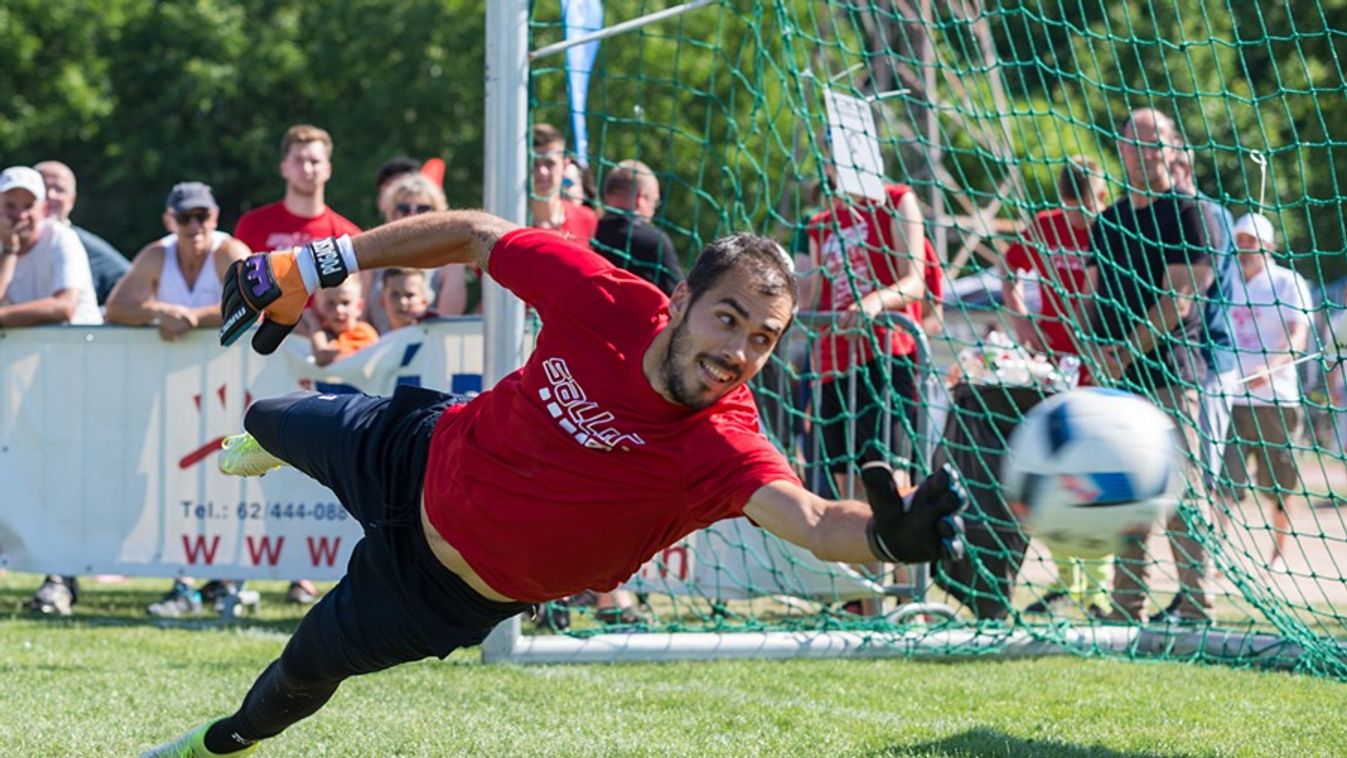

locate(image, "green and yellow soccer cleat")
(218, 433), (287, 478)
(139, 720), (258, 757)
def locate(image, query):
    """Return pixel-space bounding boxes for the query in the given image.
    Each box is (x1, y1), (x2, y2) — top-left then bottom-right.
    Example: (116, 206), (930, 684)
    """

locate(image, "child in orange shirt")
(311, 277), (378, 367)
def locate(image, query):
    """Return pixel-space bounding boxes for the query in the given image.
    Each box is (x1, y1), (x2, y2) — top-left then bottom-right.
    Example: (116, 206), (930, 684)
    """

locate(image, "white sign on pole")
(825, 90), (886, 201)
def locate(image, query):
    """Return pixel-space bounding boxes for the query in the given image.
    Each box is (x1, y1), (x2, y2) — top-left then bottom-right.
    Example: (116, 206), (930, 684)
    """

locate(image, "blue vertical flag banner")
(562, 0), (603, 167)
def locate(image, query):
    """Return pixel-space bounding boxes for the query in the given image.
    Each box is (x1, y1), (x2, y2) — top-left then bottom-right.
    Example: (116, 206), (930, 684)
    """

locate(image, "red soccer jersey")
(422, 228), (800, 602)
(232, 201), (362, 253)
(1002, 208), (1091, 358)
(807, 184), (936, 379)
(554, 200), (598, 243)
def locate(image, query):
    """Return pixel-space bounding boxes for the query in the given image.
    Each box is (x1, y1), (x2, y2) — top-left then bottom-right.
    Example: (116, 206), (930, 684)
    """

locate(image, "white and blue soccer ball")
(1001, 388), (1180, 559)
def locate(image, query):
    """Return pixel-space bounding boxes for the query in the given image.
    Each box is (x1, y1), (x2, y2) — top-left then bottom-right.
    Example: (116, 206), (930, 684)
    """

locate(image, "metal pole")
(529, 0), (716, 61)
(919, 0), (947, 261)
(480, 0), (530, 664)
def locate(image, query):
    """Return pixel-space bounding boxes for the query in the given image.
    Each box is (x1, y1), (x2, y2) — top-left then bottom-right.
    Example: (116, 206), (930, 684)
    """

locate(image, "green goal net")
(523, 0), (1347, 679)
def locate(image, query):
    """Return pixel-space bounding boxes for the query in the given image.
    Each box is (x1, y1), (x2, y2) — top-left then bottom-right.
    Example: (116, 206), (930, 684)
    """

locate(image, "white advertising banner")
(0, 320), (485, 580)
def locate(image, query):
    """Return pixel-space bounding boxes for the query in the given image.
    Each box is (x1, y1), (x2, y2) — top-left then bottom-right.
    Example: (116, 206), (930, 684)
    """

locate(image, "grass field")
(1, 573), (1343, 757)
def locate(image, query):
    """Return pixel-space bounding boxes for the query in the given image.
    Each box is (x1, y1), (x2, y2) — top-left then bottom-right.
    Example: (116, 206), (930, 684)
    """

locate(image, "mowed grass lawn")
(1, 575), (1342, 757)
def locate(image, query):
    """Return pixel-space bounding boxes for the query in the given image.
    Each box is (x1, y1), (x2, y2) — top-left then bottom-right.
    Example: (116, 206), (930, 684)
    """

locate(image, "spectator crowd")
(2, 107), (1336, 627)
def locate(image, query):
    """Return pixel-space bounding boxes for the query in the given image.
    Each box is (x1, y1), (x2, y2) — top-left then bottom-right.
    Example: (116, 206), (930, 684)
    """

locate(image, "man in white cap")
(1220, 212), (1313, 569)
(0, 165), (101, 328)
(0, 165), (102, 616)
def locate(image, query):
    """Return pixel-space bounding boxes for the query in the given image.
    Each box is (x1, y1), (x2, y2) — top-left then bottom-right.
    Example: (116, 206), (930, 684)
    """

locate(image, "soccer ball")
(1001, 388), (1180, 559)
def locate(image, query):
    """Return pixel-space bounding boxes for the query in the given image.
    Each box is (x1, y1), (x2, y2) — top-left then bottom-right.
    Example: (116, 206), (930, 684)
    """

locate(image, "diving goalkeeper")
(142, 210), (967, 757)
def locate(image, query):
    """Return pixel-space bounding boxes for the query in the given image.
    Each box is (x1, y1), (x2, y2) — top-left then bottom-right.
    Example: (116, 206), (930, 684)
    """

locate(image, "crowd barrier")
(0, 321), (485, 579)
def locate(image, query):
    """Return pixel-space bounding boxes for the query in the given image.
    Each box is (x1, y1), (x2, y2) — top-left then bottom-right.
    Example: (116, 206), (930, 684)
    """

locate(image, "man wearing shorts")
(141, 209), (967, 757)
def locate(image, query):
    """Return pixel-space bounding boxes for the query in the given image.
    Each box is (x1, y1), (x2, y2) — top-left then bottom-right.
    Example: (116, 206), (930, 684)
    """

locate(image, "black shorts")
(245, 387), (529, 679)
(817, 355), (918, 475)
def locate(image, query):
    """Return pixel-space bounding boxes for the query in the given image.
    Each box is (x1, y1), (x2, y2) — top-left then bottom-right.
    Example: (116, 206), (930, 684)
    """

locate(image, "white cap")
(1232, 213), (1276, 248)
(0, 166), (47, 201)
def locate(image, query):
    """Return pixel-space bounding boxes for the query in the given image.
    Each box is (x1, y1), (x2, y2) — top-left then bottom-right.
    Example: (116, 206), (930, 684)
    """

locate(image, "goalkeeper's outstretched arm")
(743, 463), (967, 565)
(220, 210), (520, 352)
(350, 209), (520, 272)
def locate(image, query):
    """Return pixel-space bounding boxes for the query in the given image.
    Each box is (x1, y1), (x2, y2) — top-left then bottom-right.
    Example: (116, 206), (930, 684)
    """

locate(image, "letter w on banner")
(563, 0), (604, 167)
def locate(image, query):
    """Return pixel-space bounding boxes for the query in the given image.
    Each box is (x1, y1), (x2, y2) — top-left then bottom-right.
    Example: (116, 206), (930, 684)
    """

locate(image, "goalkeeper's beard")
(660, 318), (737, 411)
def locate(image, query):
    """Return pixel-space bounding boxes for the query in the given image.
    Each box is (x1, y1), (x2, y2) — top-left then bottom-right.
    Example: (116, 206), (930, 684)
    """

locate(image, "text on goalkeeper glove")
(219, 238), (353, 354)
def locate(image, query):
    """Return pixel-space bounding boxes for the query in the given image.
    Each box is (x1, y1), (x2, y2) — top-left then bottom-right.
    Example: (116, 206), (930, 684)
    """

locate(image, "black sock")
(203, 718), (257, 755)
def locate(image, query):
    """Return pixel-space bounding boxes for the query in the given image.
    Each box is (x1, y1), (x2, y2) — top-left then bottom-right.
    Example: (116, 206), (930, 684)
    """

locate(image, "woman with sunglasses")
(363, 174), (469, 331)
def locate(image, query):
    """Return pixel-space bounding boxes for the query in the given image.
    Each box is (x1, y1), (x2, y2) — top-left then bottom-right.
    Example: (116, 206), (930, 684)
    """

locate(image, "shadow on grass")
(874, 728), (1202, 758)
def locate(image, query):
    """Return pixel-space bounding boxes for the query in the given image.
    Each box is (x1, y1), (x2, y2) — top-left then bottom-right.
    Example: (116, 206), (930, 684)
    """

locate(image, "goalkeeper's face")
(660, 275), (792, 410)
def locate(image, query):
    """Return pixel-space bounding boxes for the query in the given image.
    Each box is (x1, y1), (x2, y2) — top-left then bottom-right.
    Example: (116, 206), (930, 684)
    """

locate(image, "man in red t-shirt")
(231, 124), (364, 606)
(999, 156), (1109, 383)
(806, 183), (932, 494)
(142, 211), (968, 756)
(529, 123), (598, 242)
(233, 124), (363, 254)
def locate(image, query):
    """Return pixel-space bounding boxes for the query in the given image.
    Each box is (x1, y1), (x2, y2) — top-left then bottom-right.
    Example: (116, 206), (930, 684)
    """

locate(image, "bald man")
(36, 160), (130, 305)
(1086, 108), (1217, 625)
(592, 159), (682, 295)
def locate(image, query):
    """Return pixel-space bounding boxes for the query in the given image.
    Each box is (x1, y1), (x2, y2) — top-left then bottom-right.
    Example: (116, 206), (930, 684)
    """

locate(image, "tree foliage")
(0, 0), (486, 250)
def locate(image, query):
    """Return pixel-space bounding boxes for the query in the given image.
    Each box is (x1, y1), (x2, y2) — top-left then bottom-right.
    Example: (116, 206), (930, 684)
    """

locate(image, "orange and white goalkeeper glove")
(219, 236), (358, 354)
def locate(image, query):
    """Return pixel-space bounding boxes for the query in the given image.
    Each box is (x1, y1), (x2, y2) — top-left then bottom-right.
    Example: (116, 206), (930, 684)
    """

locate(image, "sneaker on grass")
(139, 720), (257, 758)
(146, 580), (203, 618)
(27, 575), (75, 616)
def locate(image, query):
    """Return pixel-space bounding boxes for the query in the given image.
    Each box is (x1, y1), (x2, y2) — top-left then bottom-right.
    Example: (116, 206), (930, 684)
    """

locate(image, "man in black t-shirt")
(1087, 108), (1216, 624)
(592, 159), (682, 295)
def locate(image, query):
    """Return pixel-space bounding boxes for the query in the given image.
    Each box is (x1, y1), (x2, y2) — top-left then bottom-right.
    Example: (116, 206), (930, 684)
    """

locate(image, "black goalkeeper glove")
(220, 236), (355, 354)
(861, 461), (967, 564)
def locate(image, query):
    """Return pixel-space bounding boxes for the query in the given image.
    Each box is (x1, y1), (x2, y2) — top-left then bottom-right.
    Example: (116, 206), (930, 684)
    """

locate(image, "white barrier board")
(0, 321), (484, 579)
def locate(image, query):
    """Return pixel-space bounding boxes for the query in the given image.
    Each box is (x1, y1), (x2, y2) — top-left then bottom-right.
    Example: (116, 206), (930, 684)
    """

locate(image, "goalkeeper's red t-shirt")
(421, 228), (800, 602)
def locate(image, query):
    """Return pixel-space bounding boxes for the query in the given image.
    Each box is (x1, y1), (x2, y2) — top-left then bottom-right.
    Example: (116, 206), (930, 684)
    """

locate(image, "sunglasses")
(395, 202), (435, 216)
(174, 210), (212, 225)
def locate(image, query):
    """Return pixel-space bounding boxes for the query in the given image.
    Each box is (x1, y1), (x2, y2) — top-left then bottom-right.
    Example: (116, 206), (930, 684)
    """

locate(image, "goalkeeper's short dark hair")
(685, 234), (797, 312)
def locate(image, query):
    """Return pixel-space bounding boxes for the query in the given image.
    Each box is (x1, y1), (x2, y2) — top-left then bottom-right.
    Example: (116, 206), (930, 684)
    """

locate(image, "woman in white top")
(105, 182), (248, 341)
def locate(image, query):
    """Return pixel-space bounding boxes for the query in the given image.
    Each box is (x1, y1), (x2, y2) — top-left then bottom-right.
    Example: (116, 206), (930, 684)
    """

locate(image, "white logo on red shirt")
(539, 357), (646, 452)
(264, 232), (316, 250)
(820, 221), (875, 310)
